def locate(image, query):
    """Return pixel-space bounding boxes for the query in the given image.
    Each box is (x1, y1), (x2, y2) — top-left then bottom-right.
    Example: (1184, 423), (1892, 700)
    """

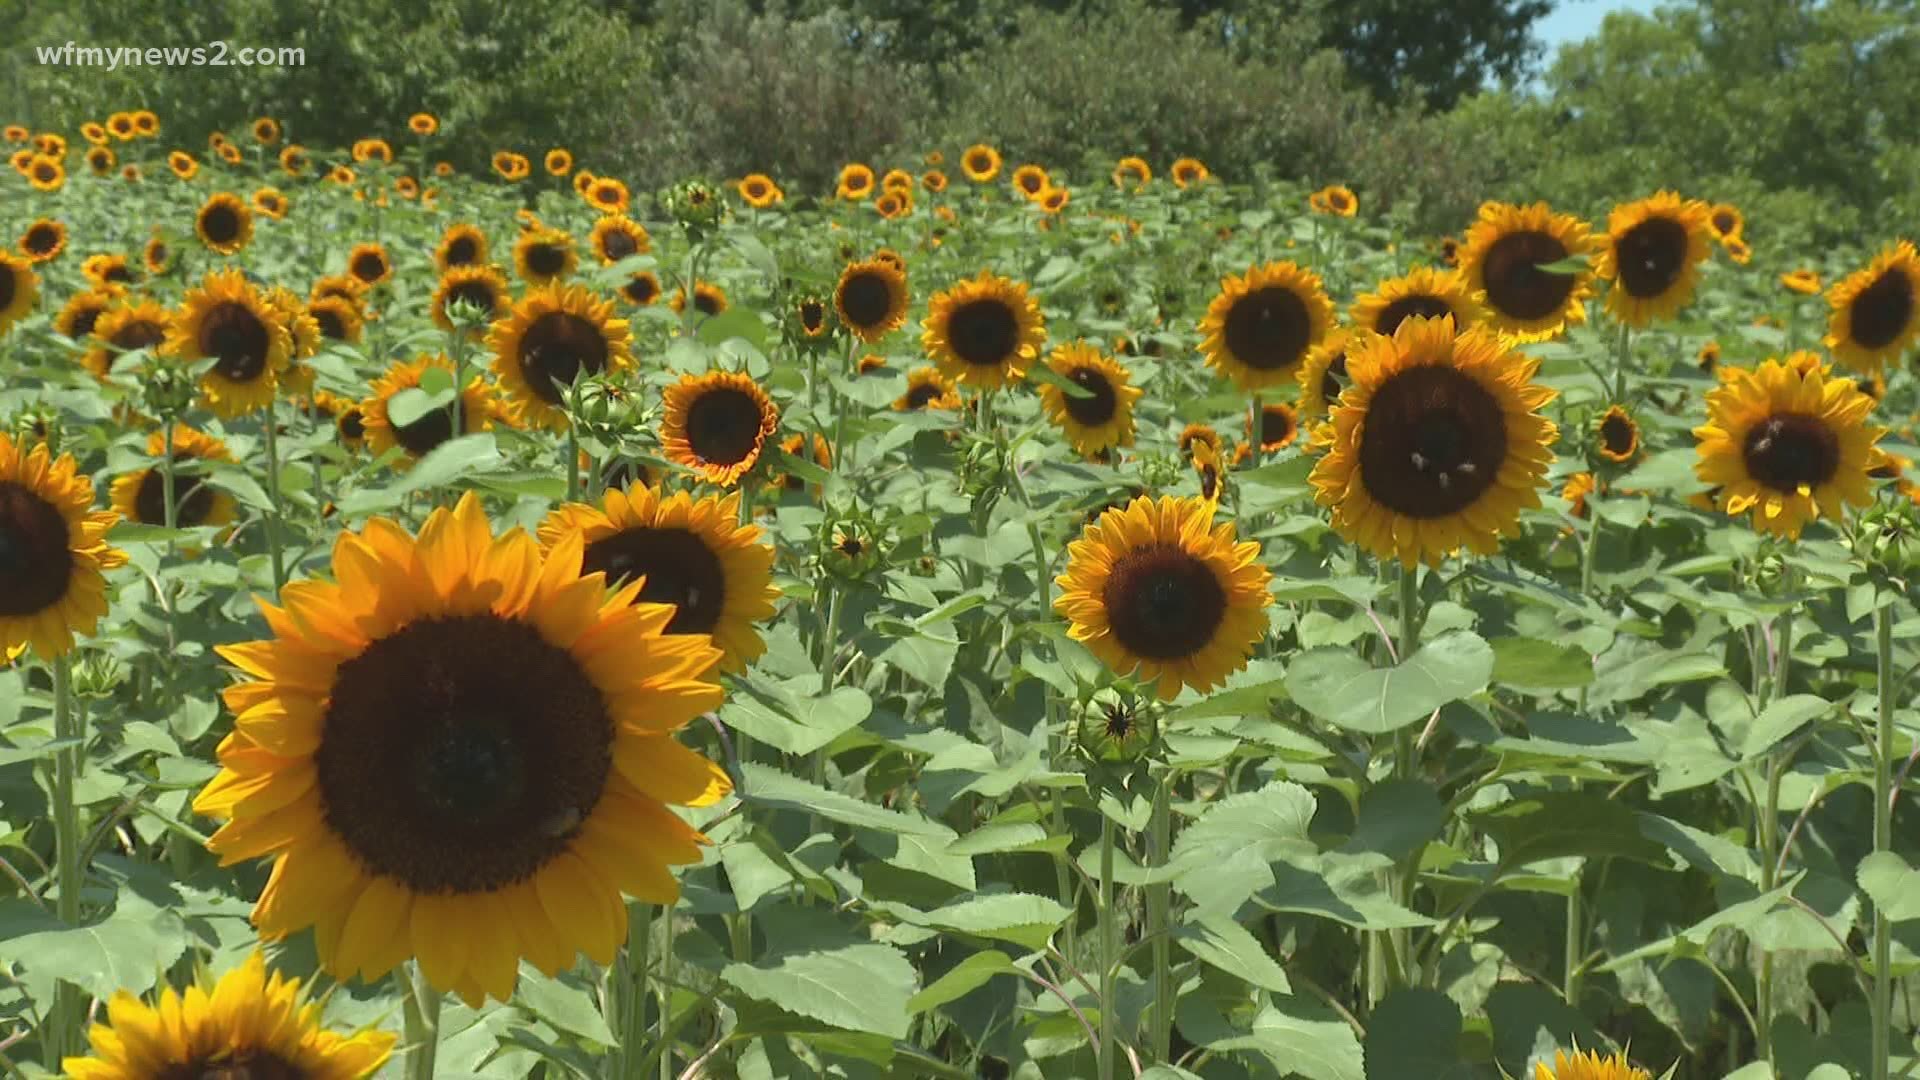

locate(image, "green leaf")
(0, 894), (188, 1003)
(910, 893), (1070, 952)
(385, 385), (454, 429)
(1858, 852), (1920, 922)
(1174, 913), (1292, 993)
(740, 763), (953, 837)
(1287, 632), (1495, 734)
(721, 680), (871, 755)
(1212, 999), (1364, 1080)
(513, 969), (616, 1047)
(1027, 360), (1094, 398)
(722, 943), (915, 1038)
(695, 306), (769, 351)
(1343, 779), (1444, 860)
(1471, 791), (1668, 870)
(1490, 636), (1594, 689)
(1363, 989), (1474, 1080)
(906, 950), (1016, 1014)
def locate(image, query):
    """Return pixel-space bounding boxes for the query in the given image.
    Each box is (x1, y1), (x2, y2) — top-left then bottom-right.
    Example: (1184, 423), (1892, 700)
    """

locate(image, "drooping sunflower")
(1595, 405), (1641, 463)
(434, 223), (489, 273)
(362, 354), (504, 466)
(194, 192), (254, 255)
(1694, 354), (1883, 539)
(85, 297), (173, 379)
(1723, 237), (1753, 265)
(837, 162), (876, 200)
(619, 271), (663, 307)
(1823, 239), (1920, 376)
(55, 289), (112, 343)
(1247, 401), (1300, 452)
(252, 186), (289, 219)
(191, 493), (729, 1007)
(1198, 261), (1336, 391)
(167, 150), (197, 180)
(961, 144), (1003, 183)
(1112, 156), (1151, 190)
(1458, 201), (1598, 343)
(0, 432), (125, 660)
(513, 228), (579, 286)
(669, 282), (729, 318)
(165, 268), (294, 418)
(590, 215), (651, 266)
(1705, 203), (1744, 243)
(1593, 191), (1714, 328)
(109, 424), (238, 530)
(539, 486), (779, 673)
(1169, 157), (1209, 188)
(588, 177), (631, 214)
(1054, 495), (1272, 701)
(309, 295), (364, 344)
(922, 270), (1048, 391)
(1308, 316), (1559, 568)
(1011, 164), (1050, 200)
(660, 371), (781, 487)
(896, 367), (962, 412)
(1350, 267), (1485, 338)
(1532, 1045), (1651, 1080)
(61, 950), (395, 1080)
(1780, 268), (1821, 296)
(1296, 328), (1353, 424)
(488, 284), (633, 430)
(1038, 343), (1142, 457)
(431, 264), (511, 336)
(142, 234), (173, 277)
(737, 173), (781, 208)
(834, 258), (910, 344)
(346, 242), (393, 287)
(545, 148), (573, 176)
(19, 218), (66, 263)
(0, 253), (34, 339)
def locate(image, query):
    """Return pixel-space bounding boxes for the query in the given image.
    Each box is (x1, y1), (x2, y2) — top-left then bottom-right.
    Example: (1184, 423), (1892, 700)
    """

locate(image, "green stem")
(261, 401), (286, 588)
(808, 583), (845, 831)
(613, 903), (650, 1079)
(567, 423), (581, 503)
(1564, 878), (1583, 1007)
(1870, 603), (1895, 1080)
(1612, 322), (1631, 406)
(657, 905), (675, 1080)
(47, 656), (81, 1067)
(1147, 779), (1173, 1062)
(1388, 565), (1422, 994)
(1097, 812), (1117, 1080)
(404, 962), (441, 1080)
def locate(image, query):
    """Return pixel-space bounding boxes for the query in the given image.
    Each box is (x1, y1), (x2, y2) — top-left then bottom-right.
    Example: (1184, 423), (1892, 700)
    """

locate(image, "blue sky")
(1535, 0), (1663, 51)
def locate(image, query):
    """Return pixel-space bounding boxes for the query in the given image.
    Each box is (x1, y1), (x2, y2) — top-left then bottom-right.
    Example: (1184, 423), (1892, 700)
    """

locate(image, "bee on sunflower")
(1594, 191), (1714, 327)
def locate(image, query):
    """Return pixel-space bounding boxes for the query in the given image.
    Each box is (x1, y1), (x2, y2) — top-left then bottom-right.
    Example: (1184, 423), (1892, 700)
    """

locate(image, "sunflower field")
(0, 106), (1918, 1080)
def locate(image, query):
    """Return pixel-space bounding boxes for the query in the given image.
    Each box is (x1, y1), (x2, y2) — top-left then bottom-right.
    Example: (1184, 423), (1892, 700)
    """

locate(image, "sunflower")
(19, 218), (66, 263)
(588, 177), (631, 214)
(327, 164), (355, 187)
(877, 168), (911, 194)
(669, 282), (729, 318)
(85, 145), (115, 175)
(1780, 268), (1821, 295)
(1705, 203), (1744, 242)
(165, 268), (294, 419)
(106, 115), (135, 140)
(217, 142), (244, 166)
(393, 176), (419, 200)
(121, 164), (142, 182)
(1308, 190), (1330, 213)
(55, 289), (113, 343)
(896, 367), (962, 411)
(1694, 354), (1883, 538)
(1322, 185), (1359, 217)
(619, 271), (663, 307)
(872, 248), (907, 273)
(1011, 164), (1050, 200)
(431, 264), (510, 336)
(346, 243), (393, 287)
(961, 144), (1002, 183)
(191, 493), (728, 1006)
(660, 371), (780, 487)
(1178, 423), (1223, 459)
(250, 116), (281, 144)
(267, 285), (322, 365)
(1169, 157), (1209, 188)
(1198, 261), (1335, 391)
(85, 298), (172, 378)
(1561, 472), (1596, 519)
(873, 191), (909, 219)
(26, 154), (63, 191)
(1823, 240), (1920, 376)
(194, 192), (254, 255)
(737, 173), (781, 208)
(590, 216), (651, 266)
(1296, 328), (1354, 424)
(921, 170), (948, 193)
(491, 150), (530, 181)
(489, 284), (633, 430)
(311, 274), (368, 313)
(35, 132), (66, 157)
(1248, 401), (1300, 452)
(428, 223), (487, 274)
(545, 148), (573, 176)
(1038, 186), (1070, 214)
(513, 228), (578, 286)
(1458, 201), (1598, 343)
(1054, 495), (1272, 701)
(277, 143), (308, 176)
(1351, 267), (1485, 338)
(1594, 191), (1714, 328)
(362, 354), (503, 465)
(351, 138), (393, 164)
(251, 186), (289, 220)
(409, 112), (438, 136)
(167, 150), (197, 180)
(109, 424), (239, 530)
(83, 253), (138, 290)
(539, 486), (779, 673)
(0, 252), (38, 338)
(132, 110), (159, 135)
(922, 271), (1047, 391)
(837, 162), (876, 200)
(1112, 156), (1151, 189)
(1308, 316), (1559, 568)
(835, 258), (910, 344)
(79, 121), (109, 146)
(794, 295), (831, 338)
(1595, 405), (1641, 462)
(334, 398), (367, 449)
(1533, 1046), (1651, 1080)
(1697, 340), (1721, 372)
(309, 295), (365, 344)
(1036, 344), (1142, 457)
(1724, 237), (1753, 265)
(0, 432), (125, 660)
(1, 124), (26, 142)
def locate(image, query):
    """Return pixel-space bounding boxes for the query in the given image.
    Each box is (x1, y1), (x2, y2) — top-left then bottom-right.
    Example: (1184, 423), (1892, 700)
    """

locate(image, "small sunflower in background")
(539, 485), (780, 673)
(309, 294), (365, 344)
(1178, 423), (1223, 461)
(1038, 343), (1142, 457)
(1595, 405), (1642, 463)
(590, 215), (651, 265)
(1705, 203), (1744, 243)
(251, 115), (281, 143)
(921, 170), (948, 193)
(1246, 400), (1301, 454)
(1594, 191), (1714, 327)
(588, 176), (631, 214)
(1351, 267), (1485, 337)
(1055, 494), (1273, 701)
(431, 264), (510, 335)
(409, 111), (438, 135)
(489, 283), (632, 430)
(1011, 164), (1050, 200)
(923, 270), (1048, 391)
(109, 424), (238, 531)
(1313, 185), (1358, 217)
(513, 227), (578, 286)
(1823, 239), (1920, 376)
(1694, 353), (1883, 538)
(1697, 339), (1721, 373)
(278, 143), (308, 176)
(83, 252), (138, 290)
(346, 242), (393, 287)
(434, 222), (489, 272)
(133, 110), (159, 135)
(1309, 316), (1559, 568)
(895, 367), (962, 411)
(837, 162), (876, 200)
(1169, 157), (1209, 189)
(1112, 156), (1151, 190)
(737, 173), (782, 208)
(26, 153), (64, 191)
(104, 114), (134, 140)
(619, 270), (663, 307)
(1037, 186), (1070, 215)
(835, 257), (910, 343)
(351, 137), (392, 164)
(1198, 261), (1335, 392)
(1532, 1045), (1651, 1080)
(961, 144), (1002, 183)
(84, 145), (114, 175)
(1458, 201), (1598, 343)
(251, 186), (289, 219)
(194, 191), (254, 255)
(165, 268), (293, 418)
(216, 141), (243, 166)
(545, 148), (573, 176)
(1724, 236), (1753, 265)
(54, 289), (112, 342)
(660, 370), (781, 487)
(1561, 471), (1596, 519)
(362, 354), (504, 465)
(490, 150), (530, 180)
(792, 295), (832, 340)
(18, 218), (66, 263)
(881, 167), (915, 193)
(1779, 268), (1821, 295)
(669, 281), (730, 318)
(84, 298), (171, 379)
(0, 432), (126, 660)
(1296, 329), (1353, 424)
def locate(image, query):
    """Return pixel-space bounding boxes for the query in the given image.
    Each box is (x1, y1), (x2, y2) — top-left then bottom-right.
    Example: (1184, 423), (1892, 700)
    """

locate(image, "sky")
(1534, 0), (1663, 51)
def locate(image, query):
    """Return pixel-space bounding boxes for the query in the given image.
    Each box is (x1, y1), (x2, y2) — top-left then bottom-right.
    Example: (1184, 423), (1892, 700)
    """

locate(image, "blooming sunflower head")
(835, 258), (911, 344)
(251, 186), (289, 219)
(1053, 495), (1272, 701)
(590, 215), (652, 266)
(896, 367), (961, 412)
(1198, 261), (1335, 391)
(1296, 328), (1354, 423)
(1693, 353), (1885, 538)
(513, 227), (578, 286)
(660, 371), (781, 487)
(1459, 201), (1598, 343)
(1308, 316), (1559, 568)
(836, 162), (875, 201)
(737, 173), (781, 208)
(619, 271), (663, 307)
(1780, 268), (1821, 295)
(362, 354), (504, 466)
(84, 297), (172, 380)
(346, 242), (393, 287)
(409, 112), (439, 136)
(1706, 203), (1744, 242)
(1595, 405), (1641, 463)
(1038, 343), (1143, 458)
(1533, 1045), (1651, 1080)
(961, 144), (1002, 183)
(278, 143), (308, 176)
(545, 147), (574, 176)
(0, 252), (38, 337)
(1350, 267), (1485, 339)
(589, 177), (631, 214)
(1112, 156), (1151, 190)
(309, 294), (364, 344)
(163, 268), (293, 419)
(669, 282), (730, 318)
(1248, 401), (1300, 452)
(0, 432), (127, 660)
(1011, 164), (1050, 199)
(82, 252), (137, 291)
(54, 288), (111, 342)
(433, 264), (511, 337)
(922, 270), (1047, 391)
(487, 284), (632, 430)
(1594, 191), (1714, 327)
(194, 192), (254, 256)
(108, 423), (239, 532)
(435, 223), (489, 272)
(1823, 239), (1920, 376)
(1169, 157), (1209, 188)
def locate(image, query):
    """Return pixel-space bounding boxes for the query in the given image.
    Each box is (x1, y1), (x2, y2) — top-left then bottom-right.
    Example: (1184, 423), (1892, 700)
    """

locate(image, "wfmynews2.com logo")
(35, 41), (306, 70)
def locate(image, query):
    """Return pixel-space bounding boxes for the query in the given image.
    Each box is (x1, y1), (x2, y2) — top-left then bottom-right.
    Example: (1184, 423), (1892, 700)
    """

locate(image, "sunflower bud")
(71, 652), (124, 699)
(1076, 689), (1158, 765)
(141, 362), (196, 420)
(661, 179), (726, 236)
(11, 407), (60, 453)
(1857, 499), (1920, 579)
(784, 293), (835, 351)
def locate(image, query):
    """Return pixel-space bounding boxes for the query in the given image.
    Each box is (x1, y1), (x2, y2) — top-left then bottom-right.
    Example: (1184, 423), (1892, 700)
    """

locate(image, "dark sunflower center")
(581, 527), (727, 634)
(156, 1049), (308, 1080)
(1712, 211), (1737, 235)
(1103, 707), (1135, 738)
(1848, 269), (1916, 350)
(349, 252), (387, 284)
(1329, 191), (1351, 211)
(517, 313), (608, 404)
(1259, 407), (1294, 447)
(390, 396), (455, 456)
(445, 236), (479, 266)
(33, 163), (54, 182)
(338, 408), (365, 441)
(25, 225), (59, 255)
(1481, 231), (1574, 320)
(0, 271), (13, 311)
(684, 388), (765, 465)
(905, 382), (942, 409)
(747, 181), (767, 198)
(1616, 218), (1689, 298)
(1320, 352), (1349, 404)
(111, 320), (166, 352)
(1020, 174), (1042, 193)
(199, 302), (271, 382)
(694, 289), (721, 316)
(1101, 544), (1227, 661)
(1600, 412), (1637, 456)
(315, 308), (348, 340)
(800, 300), (826, 333)
(1741, 413), (1840, 493)
(526, 243), (567, 278)
(838, 537), (864, 556)
(946, 299), (1019, 367)
(1063, 367), (1118, 426)
(201, 203), (242, 245)
(446, 281), (499, 319)
(103, 263), (133, 285)
(315, 614), (612, 893)
(0, 480), (73, 617)
(148, 244), (169, 267)
(1223, 285), (1311, 372)
(1357, 365), (1507, 518)
(840, 271), (895, 329)
(1373, 296), (1455, 336)
(623, 276), (658, 304)
(68, 305), (105, 338)
(134, 460), (216, 526)
(601, 229), (638, 262)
